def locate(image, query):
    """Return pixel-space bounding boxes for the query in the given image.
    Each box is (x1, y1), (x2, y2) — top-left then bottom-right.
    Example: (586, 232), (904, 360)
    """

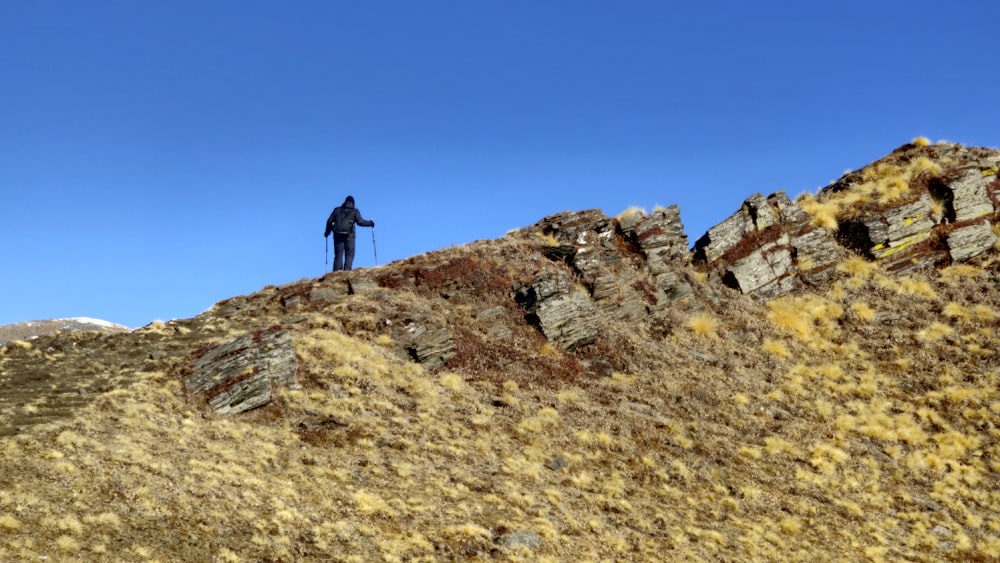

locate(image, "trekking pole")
(371, 227), (378, 266)
(324, 235), (329, 274)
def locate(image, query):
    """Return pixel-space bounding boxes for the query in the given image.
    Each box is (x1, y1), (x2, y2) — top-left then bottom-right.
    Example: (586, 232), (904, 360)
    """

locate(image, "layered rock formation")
(692, 191), (842, 299)
(698, 143), (999, 293)
(178, 143), (1000, 415)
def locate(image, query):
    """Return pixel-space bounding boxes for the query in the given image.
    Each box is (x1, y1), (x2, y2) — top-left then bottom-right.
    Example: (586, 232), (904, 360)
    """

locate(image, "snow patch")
(57, 317), (130, 330)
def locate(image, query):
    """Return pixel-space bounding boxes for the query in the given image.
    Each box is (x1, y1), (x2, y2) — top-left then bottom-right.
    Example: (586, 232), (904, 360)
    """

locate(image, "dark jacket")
(325, 196), (373, 238)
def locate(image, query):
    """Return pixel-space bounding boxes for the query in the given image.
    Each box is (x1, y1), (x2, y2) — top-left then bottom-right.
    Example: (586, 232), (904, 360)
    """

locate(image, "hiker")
(324, 195), (374, 271)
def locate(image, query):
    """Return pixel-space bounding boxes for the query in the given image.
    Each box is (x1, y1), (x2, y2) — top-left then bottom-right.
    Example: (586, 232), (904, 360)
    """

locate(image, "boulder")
(947, 220), (997, 262)
(519, 272), (601, 350)
(694, 207), (752, 264)
(627, 205), (694, 306)
(937, 169), (994, 222)
(722, 234), (796, 299)
(349, 277), (380, 295)
(539, 209), (652, 321)
(838, 195), (935, 260)
(186, 326), (298, 416)
(694, 191), (838, 298)
(400, 323), (455, 371)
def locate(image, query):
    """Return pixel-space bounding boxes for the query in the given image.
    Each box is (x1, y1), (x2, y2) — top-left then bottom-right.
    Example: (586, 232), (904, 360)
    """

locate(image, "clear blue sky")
(2, 1), (998, 328)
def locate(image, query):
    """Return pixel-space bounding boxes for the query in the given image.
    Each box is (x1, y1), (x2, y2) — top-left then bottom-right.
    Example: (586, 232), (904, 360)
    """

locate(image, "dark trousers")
(333, 234), (356, 271)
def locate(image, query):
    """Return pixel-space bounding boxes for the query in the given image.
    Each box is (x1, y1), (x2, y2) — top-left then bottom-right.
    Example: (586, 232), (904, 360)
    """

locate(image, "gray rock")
(695, 191), (836, 299)
(694, 202), (753, 264)
(186, 326), (298, 416)
(536, 209), (611, 246)
(349, 277), (380, 295)
(791, 225), (841, 281)
(546, 457), (568, 471)
(947, 220), (997, 262)
(520, 273), (601, 350)
(497, 530), (541, 550)
(862, 196), (935, 260)
(653, 270), (694, 305)
(723, 234), (795, 298)
(308, 286), (342, 303)
(945, 169), (994, 222)
(401, 324), (455, 370)
(631, 204), (689, 259)
(931, 525), (952, 538)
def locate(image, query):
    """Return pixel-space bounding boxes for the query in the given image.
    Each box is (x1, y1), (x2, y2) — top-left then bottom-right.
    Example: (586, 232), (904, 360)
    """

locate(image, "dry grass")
(687, 312), (719, 338)
(798, 150), (944, 228)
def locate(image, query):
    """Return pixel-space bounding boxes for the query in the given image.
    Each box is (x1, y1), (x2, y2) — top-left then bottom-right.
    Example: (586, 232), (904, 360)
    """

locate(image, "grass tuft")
(688, 313), (719, 339)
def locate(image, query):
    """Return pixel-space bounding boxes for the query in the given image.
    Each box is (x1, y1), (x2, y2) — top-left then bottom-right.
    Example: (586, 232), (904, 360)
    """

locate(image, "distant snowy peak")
(0, 317), (130, 345)
(55, 317), (130, 331)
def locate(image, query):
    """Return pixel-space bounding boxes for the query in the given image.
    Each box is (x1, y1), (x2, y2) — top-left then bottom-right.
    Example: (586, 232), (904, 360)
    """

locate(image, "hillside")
(1, 141), (999, 561)
(0, 318), (129, 346)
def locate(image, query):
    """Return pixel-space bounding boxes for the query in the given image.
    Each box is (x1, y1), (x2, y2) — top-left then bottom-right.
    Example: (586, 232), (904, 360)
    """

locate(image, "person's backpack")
(333, 207), (355, 235)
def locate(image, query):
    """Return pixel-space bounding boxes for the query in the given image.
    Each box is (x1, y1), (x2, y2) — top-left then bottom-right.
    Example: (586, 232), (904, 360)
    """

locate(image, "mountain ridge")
(0, 142), (998, 561)
(0, 317), (130, 345)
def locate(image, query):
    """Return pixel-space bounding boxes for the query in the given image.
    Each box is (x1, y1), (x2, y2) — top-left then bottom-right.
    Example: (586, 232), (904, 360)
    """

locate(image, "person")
(324, 195), (374, 271)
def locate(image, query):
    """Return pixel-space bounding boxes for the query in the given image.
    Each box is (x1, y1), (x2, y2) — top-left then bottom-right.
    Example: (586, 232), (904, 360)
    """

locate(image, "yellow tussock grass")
(616, 206), (646, 220)
(837, 256), (878, 279)
(796, 193), (839, 230)
(851, 302), (876, 322)
(688, 313), (719, 339)
(942, 302), (971, 322)
(762, 339), (791, 358)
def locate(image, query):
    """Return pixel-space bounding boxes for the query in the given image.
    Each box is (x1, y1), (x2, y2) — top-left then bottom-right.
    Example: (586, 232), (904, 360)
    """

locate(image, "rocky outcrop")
(687, 145), (999, 298)
(536, 206), (693, 324)
(693, 192), (840, 299)
(836, 194), (938, 269)
(935, 168), (996, 222)
(537, 210), (650, 322)
(947, 221), (998, 262)
(185, 326), (298, 416)
(398, 323), (455, 370)
(623, 205), (695, 305)
(517, 271), (601, 350)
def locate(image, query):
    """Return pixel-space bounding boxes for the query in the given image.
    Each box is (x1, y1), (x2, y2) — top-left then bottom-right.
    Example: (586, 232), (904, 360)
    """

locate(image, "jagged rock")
(790, 228), (839, 279)
(769, 192), (841, 282)
(519, 272), (601, 350)
(185, 326), (298, 416)
(629, 205), (689, 261)
(694, 207), (752, 264)
(538, 209), (613, 246)
(627, 205), (694, 306)
(947, 220), (997, 262)
(541, 209), (651, 321)
(401, 324), (455, 370)
(936, 169), (995, 222)
(723, 234), (797, 298)
(652, 270), (694, 305)
(695, 192), (837, 298)
(838, 195), (936, 260)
